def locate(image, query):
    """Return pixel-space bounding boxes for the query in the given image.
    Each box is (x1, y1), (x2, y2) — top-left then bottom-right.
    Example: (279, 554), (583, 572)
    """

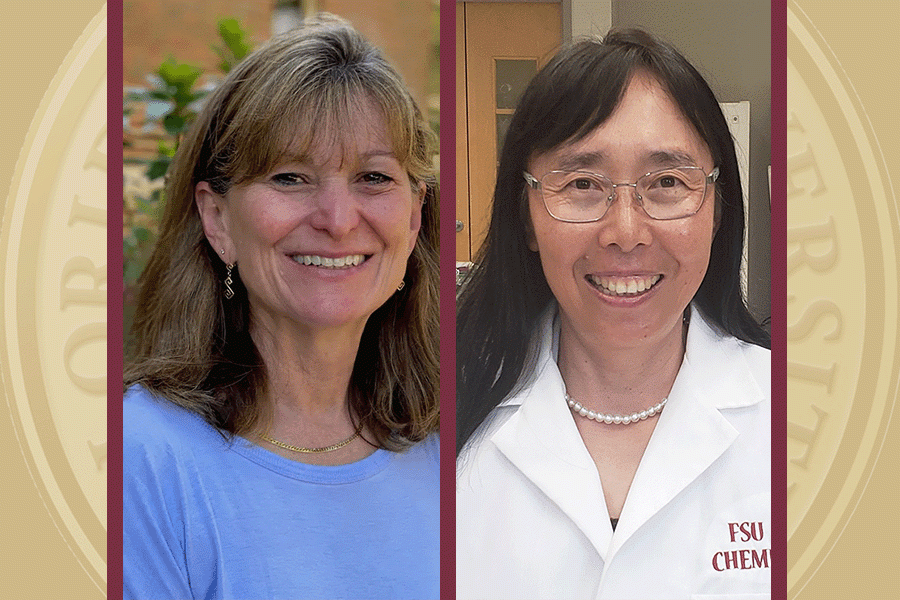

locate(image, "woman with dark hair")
(457, 30), (770, 599)
(124, 15), (438, 599)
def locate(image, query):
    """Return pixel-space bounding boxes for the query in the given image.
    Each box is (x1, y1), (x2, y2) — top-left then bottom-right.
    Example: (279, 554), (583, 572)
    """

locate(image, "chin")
(589, 310), (674, 343)
(301, 306), (370, 327)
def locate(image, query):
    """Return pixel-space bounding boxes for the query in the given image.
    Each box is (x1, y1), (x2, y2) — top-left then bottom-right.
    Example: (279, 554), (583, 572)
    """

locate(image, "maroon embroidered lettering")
(727, 521), (765, 542)
(712, 548), (771, 571)
(714, 522), (770, 571)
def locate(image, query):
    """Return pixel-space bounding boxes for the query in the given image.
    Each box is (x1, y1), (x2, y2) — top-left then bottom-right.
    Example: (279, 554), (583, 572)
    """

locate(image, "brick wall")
(123, 0), (437, 162)
(123, 0), (435, 103)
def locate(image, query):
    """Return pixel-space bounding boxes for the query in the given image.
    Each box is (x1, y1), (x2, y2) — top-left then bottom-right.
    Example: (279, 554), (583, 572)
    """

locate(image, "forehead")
(532, 72), (712, 173)
(278, 100), (398, 166)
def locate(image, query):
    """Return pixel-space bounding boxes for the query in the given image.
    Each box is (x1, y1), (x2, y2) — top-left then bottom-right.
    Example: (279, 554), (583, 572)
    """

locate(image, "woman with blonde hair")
(124, 15), (438, 599)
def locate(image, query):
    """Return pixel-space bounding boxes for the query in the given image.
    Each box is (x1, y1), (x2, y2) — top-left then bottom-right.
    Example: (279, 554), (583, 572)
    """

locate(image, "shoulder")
(457, 404), (517, 470)
(392, 433), (440, 476)
(123, 388), (224, 597)
(738, 338), (770, 386)
(124, 386), (226, 471)
(415, 432), (440, 464)
(716, 331), (771, 396)
(125, 385), (213, 438)
(690, 309), (770, 393)
(458, 314), (560, 468)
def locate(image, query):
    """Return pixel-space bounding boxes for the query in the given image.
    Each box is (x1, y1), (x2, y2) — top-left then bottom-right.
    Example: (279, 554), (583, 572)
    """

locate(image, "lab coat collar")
(489, 304), (764, 563)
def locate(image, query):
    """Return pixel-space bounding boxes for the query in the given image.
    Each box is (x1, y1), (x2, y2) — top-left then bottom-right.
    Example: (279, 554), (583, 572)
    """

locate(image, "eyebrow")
(276, 149), (398, 166)
(646, 150), (700, 168)
(554, 151), (606, 171)
(551, 149), (701, 172)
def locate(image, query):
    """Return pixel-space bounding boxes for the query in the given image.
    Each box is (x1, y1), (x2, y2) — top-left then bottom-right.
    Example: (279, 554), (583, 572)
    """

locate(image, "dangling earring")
(396, 280), (405, 292)
(224, 263), (235, 299)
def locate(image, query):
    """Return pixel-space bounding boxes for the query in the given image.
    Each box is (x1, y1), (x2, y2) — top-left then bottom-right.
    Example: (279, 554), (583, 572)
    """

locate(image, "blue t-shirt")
(123, 386), (439, 600)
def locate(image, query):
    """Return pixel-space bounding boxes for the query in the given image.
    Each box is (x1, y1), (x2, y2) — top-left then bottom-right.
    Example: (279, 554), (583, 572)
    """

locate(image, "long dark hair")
(456, 29), (769, 455)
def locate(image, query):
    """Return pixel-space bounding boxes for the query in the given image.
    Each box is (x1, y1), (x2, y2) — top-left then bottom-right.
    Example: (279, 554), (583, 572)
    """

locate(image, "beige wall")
(565, 0), (611, 40)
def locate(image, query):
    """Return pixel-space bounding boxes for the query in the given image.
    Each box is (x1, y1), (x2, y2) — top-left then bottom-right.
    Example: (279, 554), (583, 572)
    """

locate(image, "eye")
(572, 178), (594, 190)
(658, 175), (679, 188)
(544, 172), (608, 197)
(359, 171), (395, 186)
(560, 175), (601, 192)
(270, 172), (309, 186)
(648, 172), (689, 190)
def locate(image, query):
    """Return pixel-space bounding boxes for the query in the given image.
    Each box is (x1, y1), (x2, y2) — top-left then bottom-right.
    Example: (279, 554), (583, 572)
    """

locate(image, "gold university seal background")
(3, 1), (900, 597)
(0, 1), (106, 596)
(788, 1), (900, 598)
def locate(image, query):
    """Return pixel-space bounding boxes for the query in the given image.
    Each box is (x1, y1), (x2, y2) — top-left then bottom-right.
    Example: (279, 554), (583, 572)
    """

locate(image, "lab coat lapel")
(490, 318), (614, 562)
(609, 308), (763, 555)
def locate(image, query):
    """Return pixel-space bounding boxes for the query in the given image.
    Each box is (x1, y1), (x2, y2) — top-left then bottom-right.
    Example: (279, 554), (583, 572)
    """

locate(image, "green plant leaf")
(214, 17), (252, 73)
(146, 90), (173, 102)
(157, 56), (202, 89)
(125, 261), (143, 283)
(219, 18), (251, 57)
(157, 140), (177, 157)
(135, 197), (155, 213)
(133, 227), (152, 242)
(162, 113), (186, 136)
(146, 158), (171, 181)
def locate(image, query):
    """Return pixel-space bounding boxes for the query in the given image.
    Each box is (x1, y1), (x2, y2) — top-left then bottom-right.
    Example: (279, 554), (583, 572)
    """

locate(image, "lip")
(584, 272), (664, 304)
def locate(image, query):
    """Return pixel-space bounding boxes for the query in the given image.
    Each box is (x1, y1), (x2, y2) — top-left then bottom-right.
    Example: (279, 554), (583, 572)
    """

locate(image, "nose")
(309, 181), (360, 238)
(596, 185), (652, 252)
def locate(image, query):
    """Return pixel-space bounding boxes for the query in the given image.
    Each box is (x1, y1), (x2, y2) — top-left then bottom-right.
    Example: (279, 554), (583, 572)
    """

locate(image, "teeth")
(293, 254), (365, 268)
(588, 274), (661, 297)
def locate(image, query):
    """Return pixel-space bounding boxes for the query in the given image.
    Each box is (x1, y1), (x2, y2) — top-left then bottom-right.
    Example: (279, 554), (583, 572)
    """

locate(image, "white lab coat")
(457, 305), (771, 600)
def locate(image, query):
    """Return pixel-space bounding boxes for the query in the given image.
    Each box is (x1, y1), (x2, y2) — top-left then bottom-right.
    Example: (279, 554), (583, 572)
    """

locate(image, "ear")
(407, 182), (425, 254)
(195, 181), (235, 263)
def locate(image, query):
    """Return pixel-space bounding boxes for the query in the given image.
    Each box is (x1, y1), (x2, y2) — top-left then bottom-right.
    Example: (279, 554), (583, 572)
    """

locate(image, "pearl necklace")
(566, 393), (667, 425)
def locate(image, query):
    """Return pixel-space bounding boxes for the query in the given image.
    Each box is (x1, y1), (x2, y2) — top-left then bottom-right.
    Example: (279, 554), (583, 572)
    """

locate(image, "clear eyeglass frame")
(523, 166), (720, 222)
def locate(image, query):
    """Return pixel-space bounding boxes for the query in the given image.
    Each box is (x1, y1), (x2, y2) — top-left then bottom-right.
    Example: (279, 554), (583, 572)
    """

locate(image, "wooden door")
(456, 2), (561, 262)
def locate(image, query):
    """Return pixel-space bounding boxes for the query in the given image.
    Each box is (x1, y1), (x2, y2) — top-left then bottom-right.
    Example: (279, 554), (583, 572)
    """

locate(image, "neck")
(251, 317), (364, 437)
(557, 312), (686, 414)
(247, 318), (380, 465)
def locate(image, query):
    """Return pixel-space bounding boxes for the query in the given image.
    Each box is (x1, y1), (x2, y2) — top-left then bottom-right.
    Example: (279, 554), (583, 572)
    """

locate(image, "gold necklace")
(260, 421), (364, 454)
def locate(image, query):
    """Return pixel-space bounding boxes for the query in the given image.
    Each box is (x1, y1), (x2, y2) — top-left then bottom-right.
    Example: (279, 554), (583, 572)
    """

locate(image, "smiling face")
(196, 100), (422, 336)
(526, 70), (717, 350)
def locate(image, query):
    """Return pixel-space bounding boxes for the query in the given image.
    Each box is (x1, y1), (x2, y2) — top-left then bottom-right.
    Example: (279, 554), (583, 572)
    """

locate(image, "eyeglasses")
(523, 166), (719, 222)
